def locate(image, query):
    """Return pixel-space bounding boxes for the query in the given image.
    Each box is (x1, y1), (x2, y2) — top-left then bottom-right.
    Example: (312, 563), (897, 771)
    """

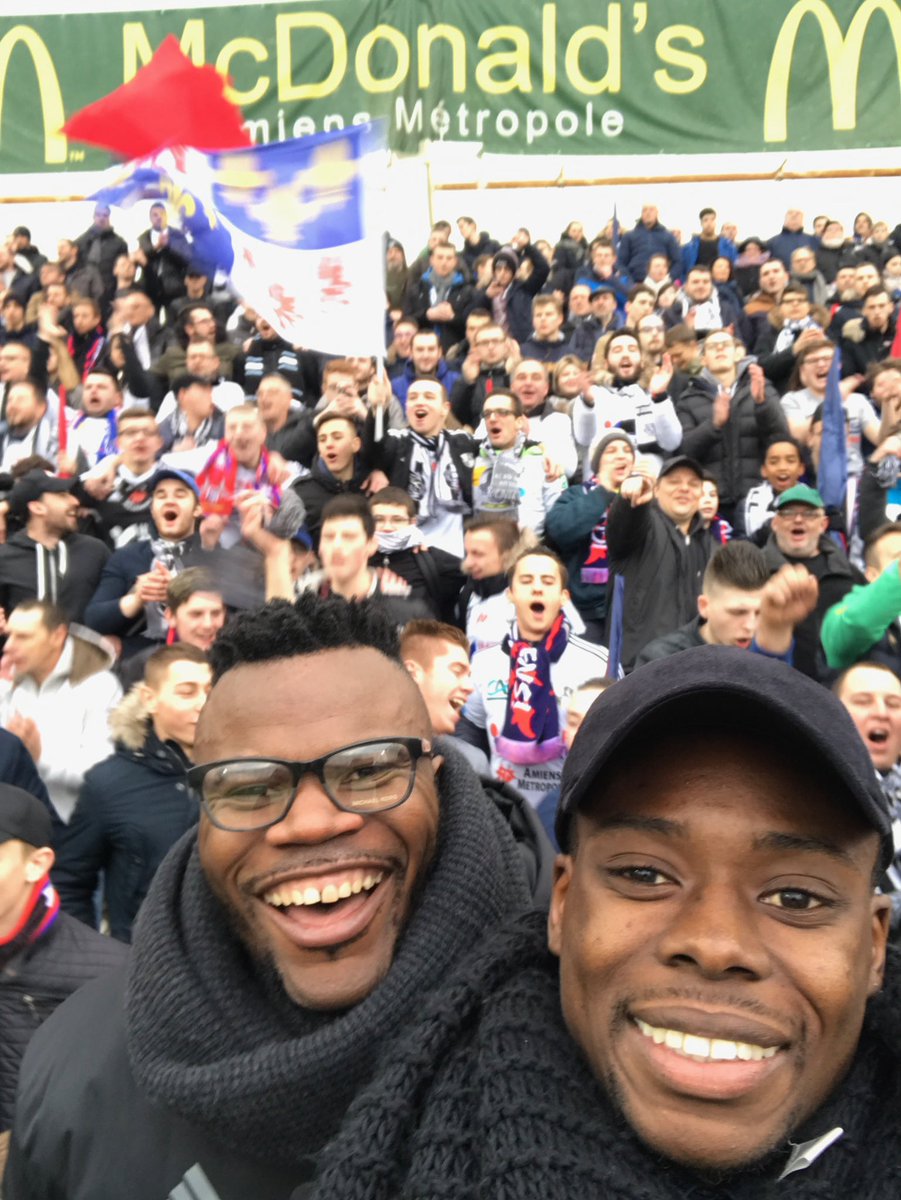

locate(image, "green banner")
(1, 1), (900, 173)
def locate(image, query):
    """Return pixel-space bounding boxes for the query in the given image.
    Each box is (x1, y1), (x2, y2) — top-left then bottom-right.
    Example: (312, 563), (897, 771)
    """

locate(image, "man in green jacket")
(821, 522), (901, 671)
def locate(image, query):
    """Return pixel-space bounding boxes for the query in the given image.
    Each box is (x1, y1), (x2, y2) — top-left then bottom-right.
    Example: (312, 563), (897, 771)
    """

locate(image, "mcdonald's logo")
(0, 25), (67, 164)
(765, 0), (901, 142)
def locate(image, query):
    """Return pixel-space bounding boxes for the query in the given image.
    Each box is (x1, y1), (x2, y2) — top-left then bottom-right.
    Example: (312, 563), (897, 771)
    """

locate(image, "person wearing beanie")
(546, 430), (635, 643)
(0, 783), (125, 1138)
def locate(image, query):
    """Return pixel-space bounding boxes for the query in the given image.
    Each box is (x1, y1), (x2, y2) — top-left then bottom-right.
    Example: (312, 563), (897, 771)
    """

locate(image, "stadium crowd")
(0, 196), (900, 1197)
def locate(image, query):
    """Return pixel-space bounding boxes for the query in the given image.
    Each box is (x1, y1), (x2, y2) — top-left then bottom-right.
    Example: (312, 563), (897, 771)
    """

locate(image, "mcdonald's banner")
(2, 0), (901, 173)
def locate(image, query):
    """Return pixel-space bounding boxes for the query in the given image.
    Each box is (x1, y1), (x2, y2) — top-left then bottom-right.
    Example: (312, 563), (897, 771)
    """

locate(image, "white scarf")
(406, 431), (467, 523)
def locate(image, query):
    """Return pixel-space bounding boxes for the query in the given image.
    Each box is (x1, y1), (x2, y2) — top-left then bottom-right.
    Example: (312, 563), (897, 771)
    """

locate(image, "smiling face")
(406, 379), (448, 437)
(407, 639), (474, 735)
(655, 467), (702, 528)
(761, 441), (804, 494)
(196, 649), (440, 1009)
(411, 333), (441, 375)
(549, 729), (888, 1173)
(511, 361), (548, 413)
(166, 593), (226, 654)
(837, 665), (901, 773)
(507, 553), (569, 641)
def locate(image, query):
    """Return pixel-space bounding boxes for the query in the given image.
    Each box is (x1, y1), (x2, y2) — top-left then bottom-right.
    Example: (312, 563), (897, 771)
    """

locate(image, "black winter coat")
(0, 531), (110, 625)
(52, 728), (196, 943)
(0, 911), (126, 1131)
(761, 533), (861, 679)
(3, 968), (305, 1200)
(676, 365), (789, 506)
(606, 498), (715, 672)
(467, 243), (550, 344)
(290, 459), (368, 549)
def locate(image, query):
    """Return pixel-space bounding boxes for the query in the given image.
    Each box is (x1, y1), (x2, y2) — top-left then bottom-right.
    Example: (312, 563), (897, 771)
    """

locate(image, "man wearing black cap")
(0, 469), (109, 625)
(568, 284), (623, 362)
(606, 454), (716, 672)
(309, 648), (900, 1199)
(0, 784), (125, 1137)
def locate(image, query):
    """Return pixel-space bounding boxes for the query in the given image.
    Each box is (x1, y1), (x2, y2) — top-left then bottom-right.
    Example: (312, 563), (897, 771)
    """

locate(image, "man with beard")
(84, 468), (205, 657)
(546, 430), (635, 643)
(841, 286), (898, 379)
(472, 391), (564, 538)
(457, 547), (607, 806)
(0, 470), (109, 625)
(4, 595), (534, 1198)
(367, 376), (473, 557)
(572, 329), (682, 474)
(744, 257), (790, 350)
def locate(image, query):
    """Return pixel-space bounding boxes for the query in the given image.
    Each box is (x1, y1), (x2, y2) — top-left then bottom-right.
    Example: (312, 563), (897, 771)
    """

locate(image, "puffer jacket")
(676, 362), (789, 507)
(0, 907), (126, 1130)
(51, 689), (196, 943)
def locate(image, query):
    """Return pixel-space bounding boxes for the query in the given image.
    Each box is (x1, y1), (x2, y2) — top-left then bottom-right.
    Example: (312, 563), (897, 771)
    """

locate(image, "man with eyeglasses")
(754, 284), (825, 395)
(4, 594), (534, 1199)
(763, 484), (859, 679)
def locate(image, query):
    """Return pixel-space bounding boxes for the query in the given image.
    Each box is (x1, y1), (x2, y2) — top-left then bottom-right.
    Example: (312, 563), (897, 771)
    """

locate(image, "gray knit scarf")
(124, 750), (531, 1171)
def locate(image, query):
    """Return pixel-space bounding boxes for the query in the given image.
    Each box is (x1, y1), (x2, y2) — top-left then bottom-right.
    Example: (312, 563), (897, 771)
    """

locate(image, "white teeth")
(636, 1019), (778, 1063)
(265, 872), (384, 907)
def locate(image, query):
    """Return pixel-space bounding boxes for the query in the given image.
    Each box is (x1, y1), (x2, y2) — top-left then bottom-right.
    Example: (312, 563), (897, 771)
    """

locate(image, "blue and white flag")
(94, 123), (388, 358)
(817, 346), (848, 515)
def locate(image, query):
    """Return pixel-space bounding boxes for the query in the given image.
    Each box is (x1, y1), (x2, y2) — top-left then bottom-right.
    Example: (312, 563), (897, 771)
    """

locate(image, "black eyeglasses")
(187, 738), (433, 831)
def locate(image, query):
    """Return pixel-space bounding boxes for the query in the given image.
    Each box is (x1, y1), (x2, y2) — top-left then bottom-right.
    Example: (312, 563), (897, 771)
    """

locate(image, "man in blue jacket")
(617, 205), (681, 284)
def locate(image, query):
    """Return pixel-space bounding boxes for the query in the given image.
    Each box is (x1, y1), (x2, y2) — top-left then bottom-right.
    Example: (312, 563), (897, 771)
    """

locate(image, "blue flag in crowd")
(817, 346), (848, 517)
(612, 204), (621, 253)
(92, 158), (234, 276)
(91, 122), (387, 356)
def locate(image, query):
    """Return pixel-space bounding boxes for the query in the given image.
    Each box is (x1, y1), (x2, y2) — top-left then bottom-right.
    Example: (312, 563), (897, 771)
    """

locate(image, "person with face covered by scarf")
(368, 489), (464, 624)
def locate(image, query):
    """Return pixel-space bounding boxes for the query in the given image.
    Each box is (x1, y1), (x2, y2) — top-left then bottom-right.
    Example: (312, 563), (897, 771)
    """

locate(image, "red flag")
(891, 310), (901, 360)
(63, 37), (250, 158)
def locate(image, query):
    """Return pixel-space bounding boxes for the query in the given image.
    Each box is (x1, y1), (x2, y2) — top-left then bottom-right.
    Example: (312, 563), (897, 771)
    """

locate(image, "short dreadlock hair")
(209, 594), (401, 684)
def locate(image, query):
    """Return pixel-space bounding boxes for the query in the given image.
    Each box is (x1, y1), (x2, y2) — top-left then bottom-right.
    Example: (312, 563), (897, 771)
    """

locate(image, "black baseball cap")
(0, 784), (53, 849)
(8, 469), (74, 517)
(556, 645), (893, 869)
(657, 455), (705, 482)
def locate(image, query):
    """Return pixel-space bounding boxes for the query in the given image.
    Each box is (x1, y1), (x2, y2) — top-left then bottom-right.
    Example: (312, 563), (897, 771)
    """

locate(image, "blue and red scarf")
(196, 441), (281, 517)
(73, 408), (118, 462)
(497, 612), (568, 765)
(0, 875), (60, 970)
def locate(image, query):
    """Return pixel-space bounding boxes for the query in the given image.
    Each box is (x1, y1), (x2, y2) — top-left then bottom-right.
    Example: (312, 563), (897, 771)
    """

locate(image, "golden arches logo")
(0, 25), (67, 164)
(765, 0), (901, 142)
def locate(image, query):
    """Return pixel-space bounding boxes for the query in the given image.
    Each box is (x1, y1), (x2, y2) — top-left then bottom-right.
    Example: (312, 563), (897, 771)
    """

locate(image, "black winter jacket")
(0, 531), (110, 624)
(53, 706), (196, 943)
(607, 498), (715, 672)
(0, 910), (126, 1131)
(467, 243), (550, 344)
(676, 364), (789, 506)
(290, 458), (368, 548)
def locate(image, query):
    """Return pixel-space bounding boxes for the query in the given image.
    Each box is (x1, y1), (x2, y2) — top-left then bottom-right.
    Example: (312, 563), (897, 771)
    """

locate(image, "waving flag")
(169, 124), (388, 358)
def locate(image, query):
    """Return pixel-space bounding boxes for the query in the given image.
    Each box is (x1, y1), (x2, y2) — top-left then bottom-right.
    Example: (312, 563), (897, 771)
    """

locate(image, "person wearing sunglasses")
(5, 594), (533, 1200)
